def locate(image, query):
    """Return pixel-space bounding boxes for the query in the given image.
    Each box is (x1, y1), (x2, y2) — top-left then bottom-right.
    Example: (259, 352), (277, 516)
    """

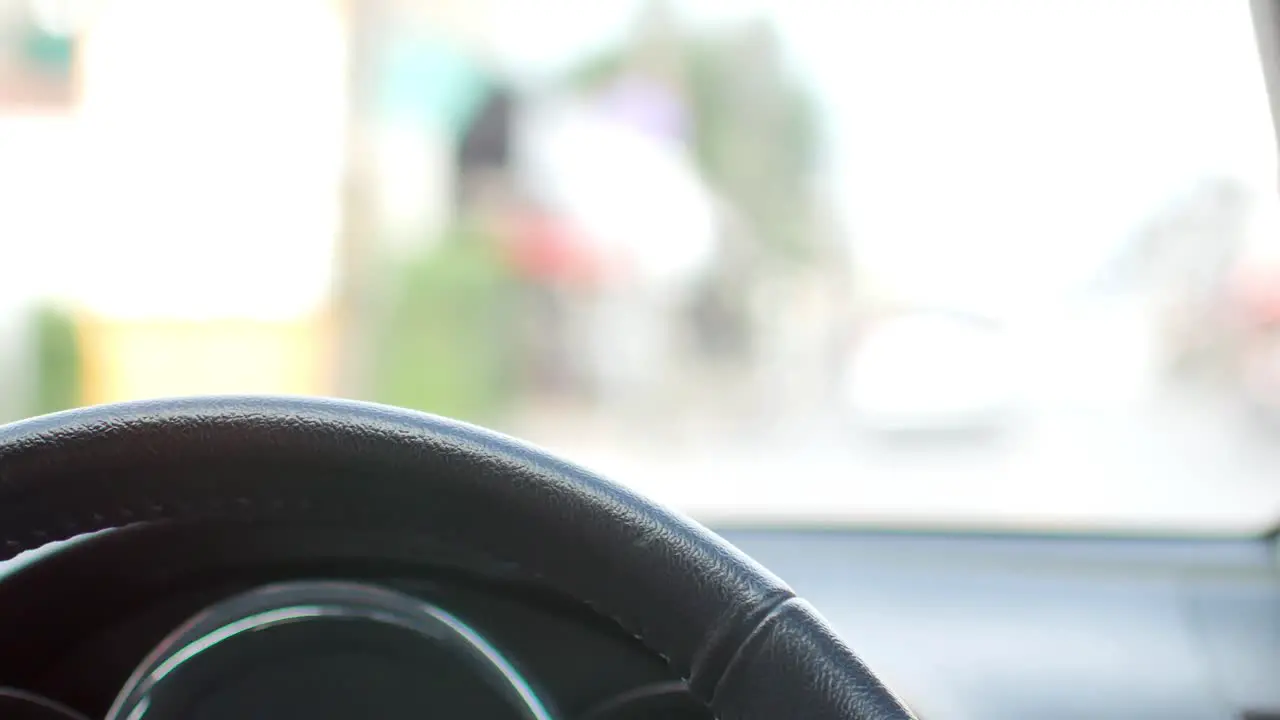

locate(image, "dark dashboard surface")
(0, 528), (1276, 720)
(717, 529), (1280, 720)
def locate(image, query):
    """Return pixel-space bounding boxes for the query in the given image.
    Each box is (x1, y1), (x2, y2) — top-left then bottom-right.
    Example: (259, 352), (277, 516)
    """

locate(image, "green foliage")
(368, 227), (517, 424)
(29, 303), (82, 417)
(566, 51), (628, 93)
(684, 25), (819, 260)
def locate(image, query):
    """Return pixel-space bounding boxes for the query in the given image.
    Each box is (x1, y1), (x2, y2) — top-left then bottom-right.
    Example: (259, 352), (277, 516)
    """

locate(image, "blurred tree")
(570, 0), (679, 89)
(567, 5), (820, 262)
(685, 22), (820, 261)
(29, 303), (82, 417)
(368, 225), (517, 424)
(564, 3), (825, 375)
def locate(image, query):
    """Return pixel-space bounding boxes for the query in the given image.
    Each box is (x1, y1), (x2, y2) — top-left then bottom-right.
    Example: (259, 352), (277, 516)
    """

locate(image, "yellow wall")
(78, 315), (333, 405)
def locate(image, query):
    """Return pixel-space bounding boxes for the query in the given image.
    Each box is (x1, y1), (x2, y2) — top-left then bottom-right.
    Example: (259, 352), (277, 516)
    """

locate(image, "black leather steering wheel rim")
(0, 396), (914, 720)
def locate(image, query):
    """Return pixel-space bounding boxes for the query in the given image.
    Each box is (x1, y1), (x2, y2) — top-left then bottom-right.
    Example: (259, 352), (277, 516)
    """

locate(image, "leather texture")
(0, 396), (915, 720)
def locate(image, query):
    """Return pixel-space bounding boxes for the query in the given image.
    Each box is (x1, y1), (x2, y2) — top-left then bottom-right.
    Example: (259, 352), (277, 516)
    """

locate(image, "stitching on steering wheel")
(0, 501), (688, 685)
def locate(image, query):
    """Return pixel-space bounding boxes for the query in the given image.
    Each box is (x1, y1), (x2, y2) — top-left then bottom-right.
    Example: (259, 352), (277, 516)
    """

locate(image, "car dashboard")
(0, 525), (1275, 720)
(722, 528), (1280, 720)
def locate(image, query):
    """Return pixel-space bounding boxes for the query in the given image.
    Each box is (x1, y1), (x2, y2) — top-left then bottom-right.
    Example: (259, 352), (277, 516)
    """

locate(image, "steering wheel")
(0, 396), (914, 720)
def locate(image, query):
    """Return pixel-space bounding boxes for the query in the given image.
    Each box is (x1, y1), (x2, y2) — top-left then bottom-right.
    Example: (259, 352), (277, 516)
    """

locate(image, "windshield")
(2, 0), (1278, 533)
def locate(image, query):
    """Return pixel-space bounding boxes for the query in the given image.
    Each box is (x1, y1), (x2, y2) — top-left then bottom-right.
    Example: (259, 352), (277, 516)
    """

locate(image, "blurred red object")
(1234, 267), (1280, 326)
(499, 208), (628, 288)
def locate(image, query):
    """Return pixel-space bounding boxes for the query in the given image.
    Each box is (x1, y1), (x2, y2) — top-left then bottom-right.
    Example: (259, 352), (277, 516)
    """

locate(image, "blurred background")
(2, 0), (1280, 531)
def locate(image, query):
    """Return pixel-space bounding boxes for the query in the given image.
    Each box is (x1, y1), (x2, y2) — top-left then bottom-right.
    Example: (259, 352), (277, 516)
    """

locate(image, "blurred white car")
(843, 311), (1022, 434)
